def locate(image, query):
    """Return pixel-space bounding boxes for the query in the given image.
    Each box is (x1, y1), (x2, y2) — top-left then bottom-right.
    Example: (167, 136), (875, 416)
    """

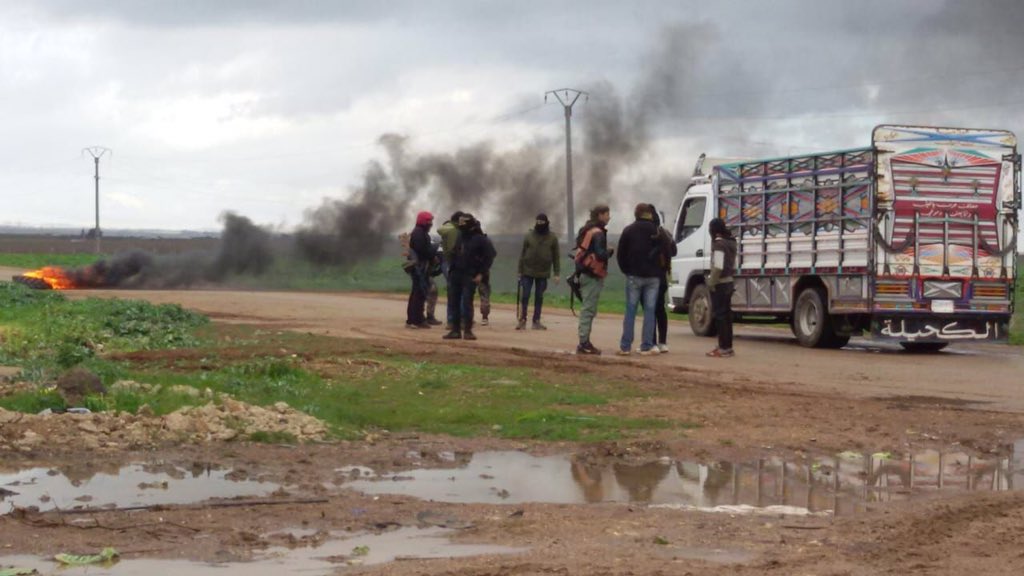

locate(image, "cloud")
(1, 0), (1022, 235)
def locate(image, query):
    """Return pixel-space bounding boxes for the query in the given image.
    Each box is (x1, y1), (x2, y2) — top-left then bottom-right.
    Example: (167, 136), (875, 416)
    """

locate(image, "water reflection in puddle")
(346, 445), (1024, 515)
(0, 462), (277, 515)
(0, 527), (525, 575)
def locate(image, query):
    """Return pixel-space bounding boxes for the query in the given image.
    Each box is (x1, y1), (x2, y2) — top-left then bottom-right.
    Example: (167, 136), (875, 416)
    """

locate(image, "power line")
(545, 88), (588, 243)
(82, 146), (110, 254)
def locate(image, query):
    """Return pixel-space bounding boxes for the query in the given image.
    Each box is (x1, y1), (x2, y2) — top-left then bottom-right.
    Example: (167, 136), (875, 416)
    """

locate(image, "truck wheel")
(688, 284), (717, 337)
(899, 342), (948, 353)
(792, 287), (840, 348)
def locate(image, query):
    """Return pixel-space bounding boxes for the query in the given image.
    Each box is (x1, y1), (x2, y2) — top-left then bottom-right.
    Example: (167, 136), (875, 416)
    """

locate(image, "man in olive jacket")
(516, 213), (560, 330)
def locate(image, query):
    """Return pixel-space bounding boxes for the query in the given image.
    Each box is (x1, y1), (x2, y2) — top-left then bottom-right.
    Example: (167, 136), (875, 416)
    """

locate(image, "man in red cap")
(405, 211), (435, 328)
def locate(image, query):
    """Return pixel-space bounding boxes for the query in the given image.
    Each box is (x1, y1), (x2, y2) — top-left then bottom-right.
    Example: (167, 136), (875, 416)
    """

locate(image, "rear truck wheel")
(792, 287), (843, 348)
(899, 342), (949, 353)
(688, 283), (717, 337)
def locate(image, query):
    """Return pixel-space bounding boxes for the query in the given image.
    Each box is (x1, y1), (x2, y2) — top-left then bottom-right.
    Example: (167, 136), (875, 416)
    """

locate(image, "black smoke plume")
(59, 212), (274, 288)
(290, 22), (728, 270)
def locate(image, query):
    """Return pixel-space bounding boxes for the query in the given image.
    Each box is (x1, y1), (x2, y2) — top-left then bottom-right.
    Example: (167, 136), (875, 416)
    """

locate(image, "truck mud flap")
(872, 316), (1009, 343)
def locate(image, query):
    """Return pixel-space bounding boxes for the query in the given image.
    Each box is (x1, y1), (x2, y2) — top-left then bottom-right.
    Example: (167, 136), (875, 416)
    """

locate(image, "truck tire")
(688, 283), (717, 337)
(792, 287), (843, 348)
(899, 342), (948, 353)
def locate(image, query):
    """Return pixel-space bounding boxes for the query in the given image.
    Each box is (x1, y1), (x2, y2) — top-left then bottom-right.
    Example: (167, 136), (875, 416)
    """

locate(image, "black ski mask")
(534, 213), (550, 234)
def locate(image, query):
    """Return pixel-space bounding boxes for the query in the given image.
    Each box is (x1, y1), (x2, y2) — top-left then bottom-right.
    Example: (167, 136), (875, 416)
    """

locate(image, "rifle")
(567, 272), (583, 317)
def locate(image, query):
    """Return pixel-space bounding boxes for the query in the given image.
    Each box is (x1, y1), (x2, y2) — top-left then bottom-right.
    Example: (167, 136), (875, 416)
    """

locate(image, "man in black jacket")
(406, 211), (435, 328)
(616, 203), (661, 355)
(706, 217), (737, 358)
(444, 214), (495, 341)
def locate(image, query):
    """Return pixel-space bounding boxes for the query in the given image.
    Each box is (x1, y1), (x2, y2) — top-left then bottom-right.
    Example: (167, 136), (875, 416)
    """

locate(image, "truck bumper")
(871, 315), (1010, 343)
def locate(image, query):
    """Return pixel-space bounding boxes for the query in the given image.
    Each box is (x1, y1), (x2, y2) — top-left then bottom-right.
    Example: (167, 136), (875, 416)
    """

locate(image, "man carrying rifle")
(573, 205), (612, 355)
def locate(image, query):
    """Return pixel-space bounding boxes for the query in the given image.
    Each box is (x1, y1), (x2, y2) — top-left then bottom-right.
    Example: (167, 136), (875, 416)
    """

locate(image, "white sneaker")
(657, 344), (669, 354)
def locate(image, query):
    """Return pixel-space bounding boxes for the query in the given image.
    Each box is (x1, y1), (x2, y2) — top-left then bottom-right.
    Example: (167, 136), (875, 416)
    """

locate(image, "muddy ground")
(2, 277), (1024, 575)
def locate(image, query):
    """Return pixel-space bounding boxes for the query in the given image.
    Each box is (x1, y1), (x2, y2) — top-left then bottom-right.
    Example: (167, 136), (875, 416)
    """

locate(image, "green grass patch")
(0, 389), (66, 413)
(222, 257), (410, 293)
(115, 353), (673, 442)
(0, 281), (207, 376)
(0, 252), (104, 269)
(0, 278), (685, 441)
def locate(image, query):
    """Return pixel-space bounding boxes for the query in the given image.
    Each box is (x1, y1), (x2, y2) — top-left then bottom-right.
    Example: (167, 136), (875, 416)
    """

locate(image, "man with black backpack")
(573, 205), (612, 355)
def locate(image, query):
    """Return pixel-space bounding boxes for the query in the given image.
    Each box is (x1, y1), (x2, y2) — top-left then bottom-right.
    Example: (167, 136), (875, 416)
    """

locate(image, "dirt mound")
(0, 396), (329, 453)
(54, 366), (105, 404)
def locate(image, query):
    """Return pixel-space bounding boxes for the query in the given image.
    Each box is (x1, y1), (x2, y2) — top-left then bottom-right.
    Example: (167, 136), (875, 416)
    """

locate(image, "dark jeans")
(712, 282), (734, 351)
(448, 272), (478, 328)
(655, 275), (669, 345)
(406, 269), (428, 325)
(445, 274), (456, 326)
(519, 276), (548, 322)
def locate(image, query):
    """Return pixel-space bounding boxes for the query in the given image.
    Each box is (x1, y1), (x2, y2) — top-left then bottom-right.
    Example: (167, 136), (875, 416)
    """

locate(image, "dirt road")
(57, 284), (1023, 413)
(7, 269), (1024, 575)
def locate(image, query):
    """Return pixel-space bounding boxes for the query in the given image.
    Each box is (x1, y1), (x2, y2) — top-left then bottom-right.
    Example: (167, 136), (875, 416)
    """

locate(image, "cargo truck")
(668, 125), (1020, 350)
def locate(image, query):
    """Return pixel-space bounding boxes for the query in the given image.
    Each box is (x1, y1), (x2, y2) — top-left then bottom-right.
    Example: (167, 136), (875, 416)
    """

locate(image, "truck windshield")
(675, 197), (706, 242)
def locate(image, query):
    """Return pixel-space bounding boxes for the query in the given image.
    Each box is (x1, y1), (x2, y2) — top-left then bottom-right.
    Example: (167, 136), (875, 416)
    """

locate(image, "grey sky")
(2, 0), (1022, 233)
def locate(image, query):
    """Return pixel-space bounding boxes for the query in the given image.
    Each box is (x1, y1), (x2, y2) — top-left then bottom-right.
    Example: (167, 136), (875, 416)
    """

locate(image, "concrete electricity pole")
(82, 147), (111, 254)
(545, 88), (588, 244)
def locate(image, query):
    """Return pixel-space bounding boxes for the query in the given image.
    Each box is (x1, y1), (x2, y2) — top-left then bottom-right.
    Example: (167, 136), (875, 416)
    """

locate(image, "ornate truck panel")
(872, 125), (1018, 342)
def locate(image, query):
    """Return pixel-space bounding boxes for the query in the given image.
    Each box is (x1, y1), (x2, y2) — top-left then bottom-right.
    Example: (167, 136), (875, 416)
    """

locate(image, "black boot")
(462, 321), (477, 341)
(443, 327), (462, 339)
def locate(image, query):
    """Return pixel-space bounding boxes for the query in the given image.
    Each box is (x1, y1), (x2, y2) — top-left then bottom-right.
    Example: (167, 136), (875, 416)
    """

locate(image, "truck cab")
(667, 177), (714, 333)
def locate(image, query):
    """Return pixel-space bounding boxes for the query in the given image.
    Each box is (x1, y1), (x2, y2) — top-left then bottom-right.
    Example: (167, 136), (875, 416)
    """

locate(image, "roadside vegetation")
(1, 251), (1019, 340)
(0, 281), (677, 441)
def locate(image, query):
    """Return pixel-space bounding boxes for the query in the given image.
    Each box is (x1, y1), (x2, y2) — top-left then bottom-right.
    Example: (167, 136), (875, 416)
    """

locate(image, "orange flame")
(22, 267), (77, 290)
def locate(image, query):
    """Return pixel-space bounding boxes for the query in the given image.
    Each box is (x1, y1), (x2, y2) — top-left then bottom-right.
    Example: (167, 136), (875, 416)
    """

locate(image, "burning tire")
(12, 275), (53, 290)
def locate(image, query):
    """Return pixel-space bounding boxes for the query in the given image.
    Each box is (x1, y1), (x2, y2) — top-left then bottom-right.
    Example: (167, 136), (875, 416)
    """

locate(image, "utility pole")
(82, 147), (110, 254)
(545, 88), (588, 244)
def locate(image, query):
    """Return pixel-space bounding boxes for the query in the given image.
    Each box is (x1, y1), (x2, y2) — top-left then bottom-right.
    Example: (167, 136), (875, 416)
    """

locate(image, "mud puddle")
(0, 462), (278, 514)
(344, 446), (1024, 515)
(0, 526), (525, 575)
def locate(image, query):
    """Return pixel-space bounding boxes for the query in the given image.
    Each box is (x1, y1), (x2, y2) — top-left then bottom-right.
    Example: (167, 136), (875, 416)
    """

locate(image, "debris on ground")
(54, 547), (119, 566)
(416, 510), (475, 530)
(0, 567), (38, 576)
(0, 392), (329, 452)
